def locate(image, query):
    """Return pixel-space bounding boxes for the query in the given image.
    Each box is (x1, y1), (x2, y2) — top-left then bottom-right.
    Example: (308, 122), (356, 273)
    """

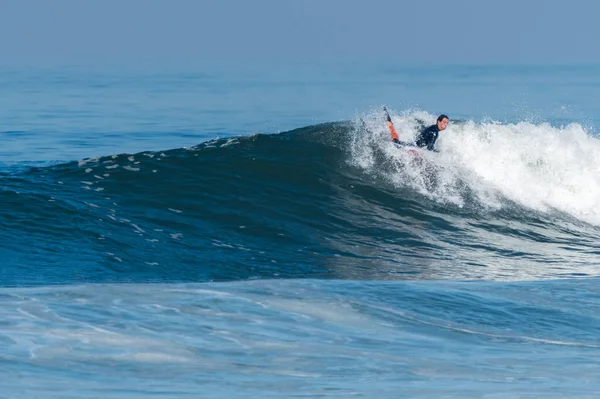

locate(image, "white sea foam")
(352, 109), (600, 225)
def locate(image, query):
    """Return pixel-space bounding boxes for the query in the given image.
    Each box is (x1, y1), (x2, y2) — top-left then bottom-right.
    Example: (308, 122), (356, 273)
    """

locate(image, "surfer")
(415, 115), (449, 152)
(383, 107), (449, 152)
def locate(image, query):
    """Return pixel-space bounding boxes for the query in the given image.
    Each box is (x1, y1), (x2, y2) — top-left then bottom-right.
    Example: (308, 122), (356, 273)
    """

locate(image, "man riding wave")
(383, 107), (449, 152)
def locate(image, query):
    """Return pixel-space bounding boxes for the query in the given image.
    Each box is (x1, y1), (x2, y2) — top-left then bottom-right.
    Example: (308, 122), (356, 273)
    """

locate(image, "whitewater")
(355, 109), (600, 224)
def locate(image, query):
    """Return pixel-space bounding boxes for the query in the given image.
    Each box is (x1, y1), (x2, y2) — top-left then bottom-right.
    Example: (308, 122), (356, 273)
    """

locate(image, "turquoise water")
(1, 63), (600, 398)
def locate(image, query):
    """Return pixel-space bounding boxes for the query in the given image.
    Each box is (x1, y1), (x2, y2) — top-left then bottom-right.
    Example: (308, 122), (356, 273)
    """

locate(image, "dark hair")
(437, 114), (449, 122)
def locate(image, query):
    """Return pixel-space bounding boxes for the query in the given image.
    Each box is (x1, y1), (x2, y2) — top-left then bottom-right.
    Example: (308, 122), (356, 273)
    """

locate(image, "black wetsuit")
(415, 124), (439, 151)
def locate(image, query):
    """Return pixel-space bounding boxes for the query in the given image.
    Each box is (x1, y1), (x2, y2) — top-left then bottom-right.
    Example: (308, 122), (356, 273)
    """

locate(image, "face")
(437, 117), (449, 131)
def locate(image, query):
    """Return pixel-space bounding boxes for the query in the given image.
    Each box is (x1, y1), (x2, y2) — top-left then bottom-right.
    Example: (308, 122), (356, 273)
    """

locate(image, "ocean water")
(1, 63), (600, 398)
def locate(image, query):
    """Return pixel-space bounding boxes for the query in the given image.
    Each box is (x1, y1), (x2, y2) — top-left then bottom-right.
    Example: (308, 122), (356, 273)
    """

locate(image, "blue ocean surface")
(1, 63), (600, 398)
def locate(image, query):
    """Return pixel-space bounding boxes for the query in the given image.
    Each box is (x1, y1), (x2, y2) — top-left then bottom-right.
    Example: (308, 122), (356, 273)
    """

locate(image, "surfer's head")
(437, 115), (449, 131)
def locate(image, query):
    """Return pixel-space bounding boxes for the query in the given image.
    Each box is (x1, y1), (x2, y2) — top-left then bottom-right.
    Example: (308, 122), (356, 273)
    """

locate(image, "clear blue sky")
(1, 0), (598, 67)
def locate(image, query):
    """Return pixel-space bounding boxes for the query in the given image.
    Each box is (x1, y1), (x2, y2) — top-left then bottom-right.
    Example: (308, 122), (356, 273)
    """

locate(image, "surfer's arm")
(393, 139), (413, 147)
